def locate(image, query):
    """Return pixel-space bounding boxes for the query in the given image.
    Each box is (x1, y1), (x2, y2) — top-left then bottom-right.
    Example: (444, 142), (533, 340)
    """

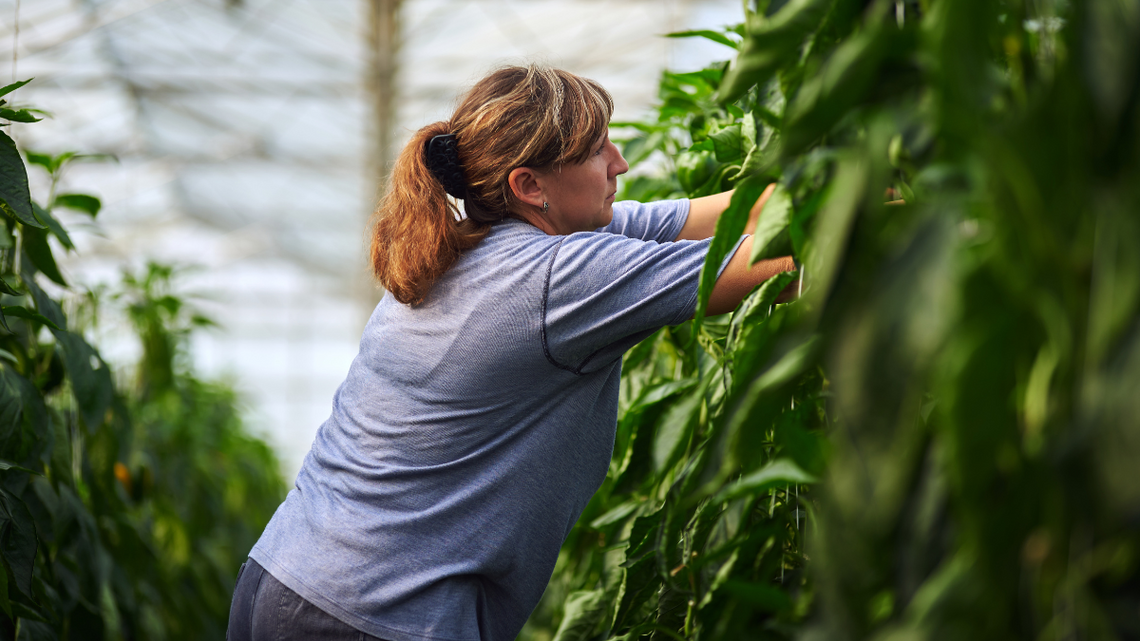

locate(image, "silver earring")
(543, 201), (549, 215)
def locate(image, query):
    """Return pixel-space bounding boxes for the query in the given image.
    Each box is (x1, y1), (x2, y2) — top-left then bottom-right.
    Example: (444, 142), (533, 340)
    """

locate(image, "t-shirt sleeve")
(542, 231), (745, 374)
(595, 199), (690, 242)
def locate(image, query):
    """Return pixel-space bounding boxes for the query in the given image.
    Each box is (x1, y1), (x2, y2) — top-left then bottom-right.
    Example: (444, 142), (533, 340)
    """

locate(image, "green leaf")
(0, 276), (18, 296)
(694, 174), (771, 328)
(0, 131), (43, 228)
(738, 337), (817, 412)
(13, 370), (47, 440)
(615, 380), (696, 494)
(22, 280), (64, 329)
(710, 124), (745, 162)
(631, 378), (697, 413)
(614, 510), (665, 630)
(56, 332), (114, 430)
(749, 183), (794, 263)
(10, 598), (49, 624)
(0, 306), (61, 331)
(665, 29), (741, 49)
(13, 619), (54, 640)
(52, 193), (101, 218)
(802, 155), (866, 309)
(0, 80), (31, 101)
(652, 382), (705, 474)
(689, 163), (740, 198)
(718, 579), (794, 612)
(782, 15), (913, 155)
(24, 151), (95, 177)
(788, 181), (827, 258)
(0, 108), (41, 123)
(718, 0), (831, 104)
(726, 270), (798, 357)
(552, 588), (614, 641)
(695, 547), (740, 612)
(624, 508), (663, 562)
(0, 488), (38, 596)
(590, 501), (640, 529)
(689, 137), (716, 153)
(0, 460), (35, 474)
(31, 280), (115, 430)
(22, 225), (68, 286)
(694, 337), (819, 497)
(741, 111), (758, 151)
(776, 418), (828, 476)
(22, 151), (52, 171)
(0, 366), (22, 443)
(715, 458), (816, 503)
(32, 203), (74, 250)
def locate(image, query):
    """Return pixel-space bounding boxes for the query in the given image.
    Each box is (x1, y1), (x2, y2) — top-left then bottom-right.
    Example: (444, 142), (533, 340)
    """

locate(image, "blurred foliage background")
(523, 0), (1140, 639)
(0, 85), (285, 639)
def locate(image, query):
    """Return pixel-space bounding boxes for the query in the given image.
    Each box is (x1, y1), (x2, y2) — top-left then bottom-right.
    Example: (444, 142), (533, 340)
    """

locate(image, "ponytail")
(370, 122), (490, 306)
(369, 65), (614, 306)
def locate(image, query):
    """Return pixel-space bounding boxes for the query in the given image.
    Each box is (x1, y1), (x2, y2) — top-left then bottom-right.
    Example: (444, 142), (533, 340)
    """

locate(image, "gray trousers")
(227, 559), (389, 641)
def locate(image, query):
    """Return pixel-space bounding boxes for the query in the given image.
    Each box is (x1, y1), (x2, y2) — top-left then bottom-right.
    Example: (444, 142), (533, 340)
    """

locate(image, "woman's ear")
(508, 167), (545, 208)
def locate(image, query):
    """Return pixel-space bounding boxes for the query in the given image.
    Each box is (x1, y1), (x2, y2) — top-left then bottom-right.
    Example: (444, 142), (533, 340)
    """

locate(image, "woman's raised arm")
(706, 239), (795, 316)
(672, 183), (797, 315)
(674, 183), (777, 241)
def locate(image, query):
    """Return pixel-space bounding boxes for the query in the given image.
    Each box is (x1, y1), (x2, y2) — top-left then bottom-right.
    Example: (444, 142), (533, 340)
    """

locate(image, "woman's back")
(250, 200), (707, 641)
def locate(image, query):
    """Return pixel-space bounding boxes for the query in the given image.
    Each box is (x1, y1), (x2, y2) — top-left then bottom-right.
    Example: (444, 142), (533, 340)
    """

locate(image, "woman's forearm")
(707, 236), (796, 316)
(674, 183), (797, 316)
(674, 183), (777, 241)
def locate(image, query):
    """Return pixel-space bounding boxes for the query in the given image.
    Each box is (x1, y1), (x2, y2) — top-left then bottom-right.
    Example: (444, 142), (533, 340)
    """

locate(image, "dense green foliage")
(524, 0), (1140, 639)
(0, 86), (285, 639)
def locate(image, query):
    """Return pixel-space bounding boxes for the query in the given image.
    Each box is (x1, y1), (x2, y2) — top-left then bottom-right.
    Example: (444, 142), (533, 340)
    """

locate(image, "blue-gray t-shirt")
(251, 199), (741, 641)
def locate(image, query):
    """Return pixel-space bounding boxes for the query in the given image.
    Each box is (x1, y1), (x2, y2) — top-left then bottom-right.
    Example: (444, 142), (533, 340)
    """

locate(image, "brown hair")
(369, 65), (614, 305)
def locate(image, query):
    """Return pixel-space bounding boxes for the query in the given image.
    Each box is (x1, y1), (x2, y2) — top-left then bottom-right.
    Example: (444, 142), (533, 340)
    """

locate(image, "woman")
(227, 65), (793, 641)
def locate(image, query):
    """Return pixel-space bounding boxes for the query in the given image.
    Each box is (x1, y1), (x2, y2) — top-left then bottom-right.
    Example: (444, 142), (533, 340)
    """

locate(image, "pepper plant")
(525, 0), (1140, 639)
(0, 82), (285, 640)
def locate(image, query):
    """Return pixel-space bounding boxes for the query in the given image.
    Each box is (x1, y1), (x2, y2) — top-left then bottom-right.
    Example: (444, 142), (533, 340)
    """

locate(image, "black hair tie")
(425, 133), (468, 199)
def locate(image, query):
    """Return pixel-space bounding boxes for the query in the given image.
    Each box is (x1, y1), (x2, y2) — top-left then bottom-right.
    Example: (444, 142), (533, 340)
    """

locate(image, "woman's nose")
(610, 144), (629, 176)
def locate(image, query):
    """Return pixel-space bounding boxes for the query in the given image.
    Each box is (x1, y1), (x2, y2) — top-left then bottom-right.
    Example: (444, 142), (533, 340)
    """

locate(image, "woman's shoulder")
(596, 198), (690, 242)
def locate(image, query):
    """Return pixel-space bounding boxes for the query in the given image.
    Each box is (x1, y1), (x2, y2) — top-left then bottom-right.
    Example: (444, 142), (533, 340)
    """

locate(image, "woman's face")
(536, 132), (630, 234)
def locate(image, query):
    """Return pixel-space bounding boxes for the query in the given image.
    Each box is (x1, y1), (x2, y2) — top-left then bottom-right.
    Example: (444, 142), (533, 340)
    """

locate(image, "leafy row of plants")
(524, 0), (1140, 639)
(0, 82), (285, 639)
